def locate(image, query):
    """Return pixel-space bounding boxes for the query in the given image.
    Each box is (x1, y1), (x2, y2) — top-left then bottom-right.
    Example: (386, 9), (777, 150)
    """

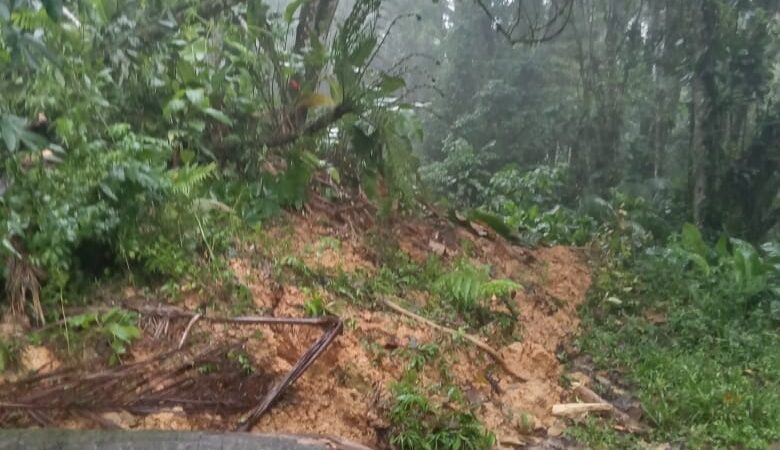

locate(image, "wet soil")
(2, 211), (592, 448)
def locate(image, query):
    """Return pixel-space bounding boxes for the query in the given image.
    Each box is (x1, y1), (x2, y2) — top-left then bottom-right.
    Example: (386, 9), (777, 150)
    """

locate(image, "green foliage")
(2, 128), (169, 279)
(433, 260), (520, 313)
(488, 165), (572, 209)
(227, 349), (255, 375)
(0, 338), (20, 373)
(419, 137), (492, 208)
(0, 113), (46, 153)
(482, 164), (597, 245)
(0, 0), (429, 321)
(388, 370), (495, 450)
(67, 308), (140, 365)
(302, 289), (328, 317)
(670, 225), (780, 319)
(403, 342), (440, 373)
(577, 225), (780, 448)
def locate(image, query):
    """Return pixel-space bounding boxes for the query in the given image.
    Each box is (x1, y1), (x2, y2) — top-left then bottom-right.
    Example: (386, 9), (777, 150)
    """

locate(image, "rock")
(102, 411), (138, 429)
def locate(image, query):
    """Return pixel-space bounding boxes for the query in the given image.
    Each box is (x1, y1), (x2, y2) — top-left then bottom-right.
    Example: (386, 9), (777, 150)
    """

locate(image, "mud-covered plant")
(403, 342), (440, 372)
(227, 350), (255, 375)
(388, 371), (495, 450)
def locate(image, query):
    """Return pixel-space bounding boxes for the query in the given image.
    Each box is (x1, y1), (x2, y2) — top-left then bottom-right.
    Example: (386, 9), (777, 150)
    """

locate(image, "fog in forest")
(1, 1), (779, 448)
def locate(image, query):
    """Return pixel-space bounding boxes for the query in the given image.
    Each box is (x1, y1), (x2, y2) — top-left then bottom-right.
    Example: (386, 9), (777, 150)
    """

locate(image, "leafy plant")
(419, 137), (491, 208)
(403, 342), (440, 372)
(577, 225), (780, 448)
(0, 338), (20, 373)
(388, 370), (495, 450)
(433, 260), (520, 313)
(67, 308), (140, 365)
(227, 349), (255, 375)
(302, 289), (328, 317)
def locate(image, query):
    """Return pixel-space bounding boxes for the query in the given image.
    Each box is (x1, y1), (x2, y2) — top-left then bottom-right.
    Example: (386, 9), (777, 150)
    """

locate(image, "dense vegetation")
(1, 0), (778, 448)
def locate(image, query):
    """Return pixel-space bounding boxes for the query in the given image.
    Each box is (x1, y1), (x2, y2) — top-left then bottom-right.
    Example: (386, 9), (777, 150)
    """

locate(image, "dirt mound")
(232, 213), (591, 446)
(0, 210), (591, 448)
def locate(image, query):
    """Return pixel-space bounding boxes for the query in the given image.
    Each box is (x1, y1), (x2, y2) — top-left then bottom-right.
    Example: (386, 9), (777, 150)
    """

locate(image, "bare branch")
(260, 102), (354, 148)
(473, 0), (575, 45)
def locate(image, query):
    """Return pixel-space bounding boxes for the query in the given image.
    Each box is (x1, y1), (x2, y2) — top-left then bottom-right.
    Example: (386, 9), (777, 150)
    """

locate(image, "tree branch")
(473, 0), (575, 45)
(260, 102), (354, 148)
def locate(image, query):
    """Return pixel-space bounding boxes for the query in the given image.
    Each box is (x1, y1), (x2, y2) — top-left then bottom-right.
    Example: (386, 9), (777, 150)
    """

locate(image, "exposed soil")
(0, 210), (591, 448)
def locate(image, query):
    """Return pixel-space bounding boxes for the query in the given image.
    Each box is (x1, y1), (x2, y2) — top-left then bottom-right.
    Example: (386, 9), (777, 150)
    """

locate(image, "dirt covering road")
(1, 211), (591, 448)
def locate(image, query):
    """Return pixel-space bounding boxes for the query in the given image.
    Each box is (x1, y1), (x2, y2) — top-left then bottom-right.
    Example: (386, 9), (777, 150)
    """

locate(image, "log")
(573, 383), (647, 432)
(552, 403), (613, 417)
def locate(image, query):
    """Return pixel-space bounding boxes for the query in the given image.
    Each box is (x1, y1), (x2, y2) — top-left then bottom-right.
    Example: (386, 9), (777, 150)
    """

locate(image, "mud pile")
(1, 211), (591, 448)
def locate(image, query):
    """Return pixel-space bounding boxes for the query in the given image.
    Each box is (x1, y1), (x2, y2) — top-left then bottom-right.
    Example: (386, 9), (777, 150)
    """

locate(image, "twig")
(178, 313), (202, 349)
(381, 297), (528, 382)
(4, 306), (344, 431)
(195, 216), (216, 263)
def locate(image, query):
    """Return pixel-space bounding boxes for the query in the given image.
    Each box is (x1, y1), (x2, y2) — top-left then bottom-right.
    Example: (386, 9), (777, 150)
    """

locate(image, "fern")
(11, 9), (53, 32)
(169, 163), (216, 197)
(434, 261), (521, 312)
(481, 279), (521, 298)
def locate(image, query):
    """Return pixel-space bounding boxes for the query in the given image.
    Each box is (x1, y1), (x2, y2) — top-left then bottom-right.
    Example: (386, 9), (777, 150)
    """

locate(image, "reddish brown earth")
(2, 211), (591, 448)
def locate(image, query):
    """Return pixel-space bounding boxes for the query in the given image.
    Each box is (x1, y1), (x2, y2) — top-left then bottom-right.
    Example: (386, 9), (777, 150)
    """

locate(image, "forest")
(0, 0), (778, 449)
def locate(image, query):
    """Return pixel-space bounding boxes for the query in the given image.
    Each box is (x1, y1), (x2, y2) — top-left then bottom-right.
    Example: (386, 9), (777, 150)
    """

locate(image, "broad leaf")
(185, 88), (208, 108)
(681, 223), (708, 259)
(203, 107), (233, 126)
(106, 322), (141, 343)
(163, 98), (187, 117)
(378, 74), (406, 94)
(297, 93), (336, 108)
(42, 0), (63, 22)
(0, 114), (46, 153)
(284, 0), (309, 23)
(349, 36), (377, 67)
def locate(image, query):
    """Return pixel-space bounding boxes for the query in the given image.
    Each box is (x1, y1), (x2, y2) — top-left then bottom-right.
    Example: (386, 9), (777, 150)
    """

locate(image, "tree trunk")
(291, 0), (339, 126)
(689, 0), (722, 228)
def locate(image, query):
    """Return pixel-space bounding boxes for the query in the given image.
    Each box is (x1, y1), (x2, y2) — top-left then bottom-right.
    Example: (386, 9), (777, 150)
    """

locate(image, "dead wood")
(0, 306), (343, 432)
(552, 403), (613, 417)
(573, 383), (647, 432)
(178, 313), (202, 349)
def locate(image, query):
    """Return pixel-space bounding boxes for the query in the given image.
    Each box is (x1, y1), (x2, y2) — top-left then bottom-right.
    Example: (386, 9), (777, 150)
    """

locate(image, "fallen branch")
(552, 403), (613, 417)
(260, 102), (353, 148)
(2, 306), (344, 432)
(237, 316), (343, 431)
(573, 383), (647, 432)
(381, 297), (528, 382)
(178, 313), (202, 349)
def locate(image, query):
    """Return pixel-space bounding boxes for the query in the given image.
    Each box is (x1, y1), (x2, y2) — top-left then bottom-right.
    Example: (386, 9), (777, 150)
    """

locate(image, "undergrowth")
(387, 356), (495, 450)
(574, 226), (780, 449)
